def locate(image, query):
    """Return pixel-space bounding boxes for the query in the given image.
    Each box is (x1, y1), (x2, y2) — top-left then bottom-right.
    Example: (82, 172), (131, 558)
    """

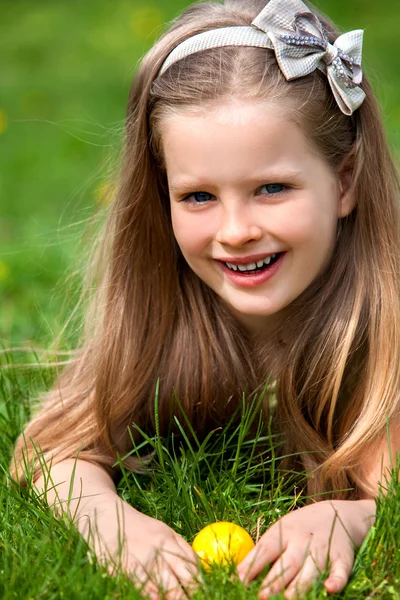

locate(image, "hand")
(84, 499), (199, 599)
(236, 499), (375, 599)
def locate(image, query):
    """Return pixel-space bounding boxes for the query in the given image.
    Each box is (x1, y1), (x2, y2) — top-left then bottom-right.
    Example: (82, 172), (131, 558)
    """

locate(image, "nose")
(215, 201), (263, 246)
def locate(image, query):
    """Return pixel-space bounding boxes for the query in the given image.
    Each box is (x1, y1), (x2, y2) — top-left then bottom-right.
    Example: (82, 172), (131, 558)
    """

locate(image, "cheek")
(278, 199), (338, 248)
(171, 208), (213, 257)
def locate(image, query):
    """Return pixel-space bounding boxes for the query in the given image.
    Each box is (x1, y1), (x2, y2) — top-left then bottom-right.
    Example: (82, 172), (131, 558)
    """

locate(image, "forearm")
(33, 458), (195, 578)
(34, 458), (129, 539)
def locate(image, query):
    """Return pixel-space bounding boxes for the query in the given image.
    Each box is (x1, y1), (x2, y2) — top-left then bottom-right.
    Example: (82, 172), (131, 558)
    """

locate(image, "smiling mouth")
(224, 253), (283, 273)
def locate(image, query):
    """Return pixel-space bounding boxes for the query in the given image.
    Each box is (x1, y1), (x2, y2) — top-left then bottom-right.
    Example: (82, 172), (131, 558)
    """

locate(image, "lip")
(215, 252), (281, 265)
(219, 252), (285, 288)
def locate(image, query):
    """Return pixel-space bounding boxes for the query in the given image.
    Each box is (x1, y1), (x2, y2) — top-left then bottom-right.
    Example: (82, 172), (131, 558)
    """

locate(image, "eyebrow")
(169, 170), (304, 193)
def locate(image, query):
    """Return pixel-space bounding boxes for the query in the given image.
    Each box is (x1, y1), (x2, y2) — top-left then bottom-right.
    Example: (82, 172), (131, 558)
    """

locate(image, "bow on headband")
(158, 0), (366, 116)
(252, 0), (365, 115)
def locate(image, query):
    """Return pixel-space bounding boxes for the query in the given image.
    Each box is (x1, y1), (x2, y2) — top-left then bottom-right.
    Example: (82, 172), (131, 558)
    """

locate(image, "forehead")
(160, 99), (322, 187)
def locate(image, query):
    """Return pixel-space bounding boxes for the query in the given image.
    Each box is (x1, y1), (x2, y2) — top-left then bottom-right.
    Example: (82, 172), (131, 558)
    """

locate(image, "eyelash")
(181, 183), (291, 205)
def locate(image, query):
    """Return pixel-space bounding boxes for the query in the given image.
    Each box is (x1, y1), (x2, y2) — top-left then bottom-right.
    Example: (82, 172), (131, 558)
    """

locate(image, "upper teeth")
(225, 254), (278, 272)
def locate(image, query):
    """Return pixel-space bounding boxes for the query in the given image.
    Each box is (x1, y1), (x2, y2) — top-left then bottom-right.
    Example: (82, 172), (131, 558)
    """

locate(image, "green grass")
(1, 351), (400, 599)
(0, 0), (192, 345)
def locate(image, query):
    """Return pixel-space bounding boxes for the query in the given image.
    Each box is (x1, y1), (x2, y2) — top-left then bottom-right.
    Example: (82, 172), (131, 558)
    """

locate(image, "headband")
(158, 0), (366, 116)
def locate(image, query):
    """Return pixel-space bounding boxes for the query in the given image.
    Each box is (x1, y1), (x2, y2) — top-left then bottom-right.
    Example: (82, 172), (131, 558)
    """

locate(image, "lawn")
(1, 368), (400, 599)
(1, 0), (400, 598)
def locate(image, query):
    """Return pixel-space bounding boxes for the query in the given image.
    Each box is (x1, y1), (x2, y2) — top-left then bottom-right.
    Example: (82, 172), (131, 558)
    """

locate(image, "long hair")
(10, 0), (400, 499)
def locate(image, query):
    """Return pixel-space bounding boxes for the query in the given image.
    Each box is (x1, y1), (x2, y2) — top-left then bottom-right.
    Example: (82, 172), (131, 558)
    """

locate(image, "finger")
(146, 560), (188, 600)
(169, 538), (200, 576)
(164, 582), (193, 600)
(129, 561), (163, 596)
(168, 558), (200, 598)
(258, 551), (301, 599)
(237, 523), (288, 583)
(141, 581), (161, 600)
(142, 582), (188, 600)
(154, 547), (200, 599)
(161, 542), (200, 585)
(324, 556), (353, 594)
(283, 554), (326, 599)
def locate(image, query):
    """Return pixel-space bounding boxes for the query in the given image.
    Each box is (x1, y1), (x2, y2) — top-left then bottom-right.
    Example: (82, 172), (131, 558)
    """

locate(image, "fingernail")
(325, 580), (339, 593)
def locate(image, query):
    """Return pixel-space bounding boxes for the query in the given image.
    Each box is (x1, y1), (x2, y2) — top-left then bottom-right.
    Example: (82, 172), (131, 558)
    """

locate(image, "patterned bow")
(252, 0), (365, 115)
(158, 0), (366, 115)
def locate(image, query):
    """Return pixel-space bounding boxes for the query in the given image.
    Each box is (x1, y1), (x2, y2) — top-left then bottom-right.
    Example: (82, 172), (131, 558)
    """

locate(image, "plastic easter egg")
(192, 521), (254, 567)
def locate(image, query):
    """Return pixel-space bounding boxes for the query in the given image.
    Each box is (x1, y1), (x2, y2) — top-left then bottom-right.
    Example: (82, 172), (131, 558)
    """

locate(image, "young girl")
(10, 0), (400, 597)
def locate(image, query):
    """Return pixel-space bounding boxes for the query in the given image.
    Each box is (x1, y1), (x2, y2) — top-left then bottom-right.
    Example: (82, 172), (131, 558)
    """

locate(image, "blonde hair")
(10, 0), (400, 499)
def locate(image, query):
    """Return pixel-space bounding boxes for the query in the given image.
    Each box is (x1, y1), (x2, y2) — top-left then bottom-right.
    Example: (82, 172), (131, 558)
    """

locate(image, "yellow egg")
(192, 522), (255, 568)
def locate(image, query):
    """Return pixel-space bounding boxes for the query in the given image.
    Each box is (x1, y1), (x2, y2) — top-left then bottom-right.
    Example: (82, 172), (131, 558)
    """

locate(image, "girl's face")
(163, 100), (354, 333)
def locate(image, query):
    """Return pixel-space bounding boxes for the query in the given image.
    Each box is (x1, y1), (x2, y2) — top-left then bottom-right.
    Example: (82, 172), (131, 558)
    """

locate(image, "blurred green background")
(1, 0), (399, 348)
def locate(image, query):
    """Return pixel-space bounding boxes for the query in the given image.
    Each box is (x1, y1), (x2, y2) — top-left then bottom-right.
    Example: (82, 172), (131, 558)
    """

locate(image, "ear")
(337, 152), (357, 218)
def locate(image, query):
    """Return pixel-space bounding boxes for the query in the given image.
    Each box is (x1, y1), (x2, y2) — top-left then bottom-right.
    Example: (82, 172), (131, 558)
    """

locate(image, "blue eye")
(184, 191), (214, 204)
(260, 183), (285, 194)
